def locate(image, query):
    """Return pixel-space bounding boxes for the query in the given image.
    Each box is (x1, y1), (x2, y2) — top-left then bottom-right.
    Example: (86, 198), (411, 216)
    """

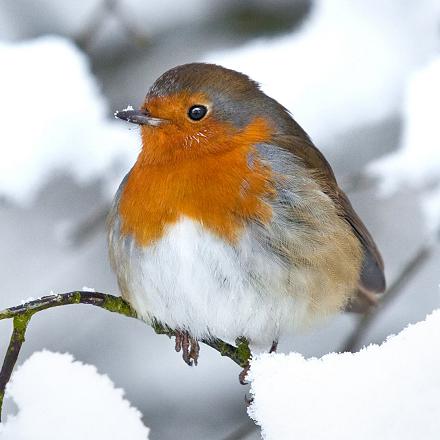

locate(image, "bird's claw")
(239, 363), (250, 385)
(175, 330), (200, 366)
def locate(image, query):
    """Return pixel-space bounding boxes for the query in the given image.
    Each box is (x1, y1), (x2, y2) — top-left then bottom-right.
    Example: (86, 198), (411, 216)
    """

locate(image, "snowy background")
(1, 1), (440, 439)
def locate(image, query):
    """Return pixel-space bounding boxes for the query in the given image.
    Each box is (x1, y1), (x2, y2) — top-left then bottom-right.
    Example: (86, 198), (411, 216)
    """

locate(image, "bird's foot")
(175, 330), (200, 366)
(239, 363), (250, 385)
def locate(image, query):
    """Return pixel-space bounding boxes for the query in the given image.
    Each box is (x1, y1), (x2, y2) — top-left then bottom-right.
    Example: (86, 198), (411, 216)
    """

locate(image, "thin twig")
(0, 291), (250, 422)
(342, 245), (433, 352)
(0, 292), (134, 321)
(0, 315), (32, 422)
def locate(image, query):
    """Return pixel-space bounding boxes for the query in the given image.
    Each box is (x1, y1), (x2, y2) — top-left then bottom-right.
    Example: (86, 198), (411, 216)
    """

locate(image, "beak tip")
(114, 110), (134, 123)
(114, 105), (136, 122)
(114, 107), (163, 126)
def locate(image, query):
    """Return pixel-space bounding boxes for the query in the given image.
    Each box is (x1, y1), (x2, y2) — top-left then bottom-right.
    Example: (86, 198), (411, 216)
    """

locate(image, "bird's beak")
(114, 108), (164, 126)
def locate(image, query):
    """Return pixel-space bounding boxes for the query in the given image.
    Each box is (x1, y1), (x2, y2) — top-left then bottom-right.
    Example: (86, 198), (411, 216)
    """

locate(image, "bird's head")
(115, 63), (295, 165)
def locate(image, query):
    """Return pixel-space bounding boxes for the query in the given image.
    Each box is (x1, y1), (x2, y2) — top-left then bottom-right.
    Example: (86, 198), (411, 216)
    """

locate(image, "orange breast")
(118, 117), (275, 246)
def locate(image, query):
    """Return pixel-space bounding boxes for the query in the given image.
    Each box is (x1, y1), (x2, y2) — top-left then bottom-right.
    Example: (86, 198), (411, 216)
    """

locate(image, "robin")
(108, 63), (385, 382)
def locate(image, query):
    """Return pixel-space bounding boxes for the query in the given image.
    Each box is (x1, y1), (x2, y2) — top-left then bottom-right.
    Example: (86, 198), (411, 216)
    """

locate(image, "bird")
(108, 63), (385, 382)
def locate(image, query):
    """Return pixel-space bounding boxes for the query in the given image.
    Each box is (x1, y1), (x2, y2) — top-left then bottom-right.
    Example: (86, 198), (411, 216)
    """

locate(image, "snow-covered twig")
(0, 291), (251, 422)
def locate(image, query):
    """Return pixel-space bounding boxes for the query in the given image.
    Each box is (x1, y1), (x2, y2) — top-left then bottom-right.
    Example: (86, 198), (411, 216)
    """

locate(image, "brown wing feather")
(273, 133), (386, 310)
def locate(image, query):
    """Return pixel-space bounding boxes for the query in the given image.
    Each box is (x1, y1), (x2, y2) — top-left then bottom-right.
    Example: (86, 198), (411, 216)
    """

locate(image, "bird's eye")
(188, 105), (207, 121)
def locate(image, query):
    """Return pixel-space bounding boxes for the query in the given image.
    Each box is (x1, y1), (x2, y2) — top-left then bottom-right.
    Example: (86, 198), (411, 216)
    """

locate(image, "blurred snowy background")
(1, 0), (440, 438)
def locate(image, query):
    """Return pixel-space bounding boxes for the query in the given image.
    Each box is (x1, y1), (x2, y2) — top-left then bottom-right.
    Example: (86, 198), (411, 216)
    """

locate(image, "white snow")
(248, 309), (440, 440)
(369, 57), (440, 233)
(0, 36), (138, 205)
(0, 350), (150, 440)
(205, 0), (440, 145)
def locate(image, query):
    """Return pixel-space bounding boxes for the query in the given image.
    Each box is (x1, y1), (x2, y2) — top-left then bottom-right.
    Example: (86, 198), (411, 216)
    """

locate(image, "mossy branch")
(0, 291), (250, 422)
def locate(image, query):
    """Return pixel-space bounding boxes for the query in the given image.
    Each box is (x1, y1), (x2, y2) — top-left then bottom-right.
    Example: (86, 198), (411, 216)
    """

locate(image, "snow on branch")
(0, 351), (150, 439)
(248, 310), (440, 440)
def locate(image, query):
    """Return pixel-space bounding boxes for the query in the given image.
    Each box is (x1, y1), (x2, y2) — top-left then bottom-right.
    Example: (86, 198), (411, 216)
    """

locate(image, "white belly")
(121, 218), (310, 348)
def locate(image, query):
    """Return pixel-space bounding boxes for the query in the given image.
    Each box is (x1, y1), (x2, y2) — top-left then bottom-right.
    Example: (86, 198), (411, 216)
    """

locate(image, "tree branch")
(0, 315), (32, 422)
(0, 291), (250, 422)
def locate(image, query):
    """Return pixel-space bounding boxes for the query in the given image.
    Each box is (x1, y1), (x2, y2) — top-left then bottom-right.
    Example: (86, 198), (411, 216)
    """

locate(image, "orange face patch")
(138, 91), (262, 165)
(118, 93), (275, 246)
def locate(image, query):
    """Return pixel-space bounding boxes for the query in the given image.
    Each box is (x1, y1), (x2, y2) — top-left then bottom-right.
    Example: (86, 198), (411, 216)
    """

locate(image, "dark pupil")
(188, 105), (207, 121)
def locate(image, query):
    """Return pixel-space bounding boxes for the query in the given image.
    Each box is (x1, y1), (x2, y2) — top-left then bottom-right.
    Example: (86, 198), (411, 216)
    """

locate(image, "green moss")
(151, 319), (174, 337)
(208, 337), (251, 367)
(71, 292), (82, 304)
(13, 313), (33, 342)
(102, 296), (136, 317)
(215, 340), (231, 354)
(235, 337), (251, 366)
(0, 309), (14, 320)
